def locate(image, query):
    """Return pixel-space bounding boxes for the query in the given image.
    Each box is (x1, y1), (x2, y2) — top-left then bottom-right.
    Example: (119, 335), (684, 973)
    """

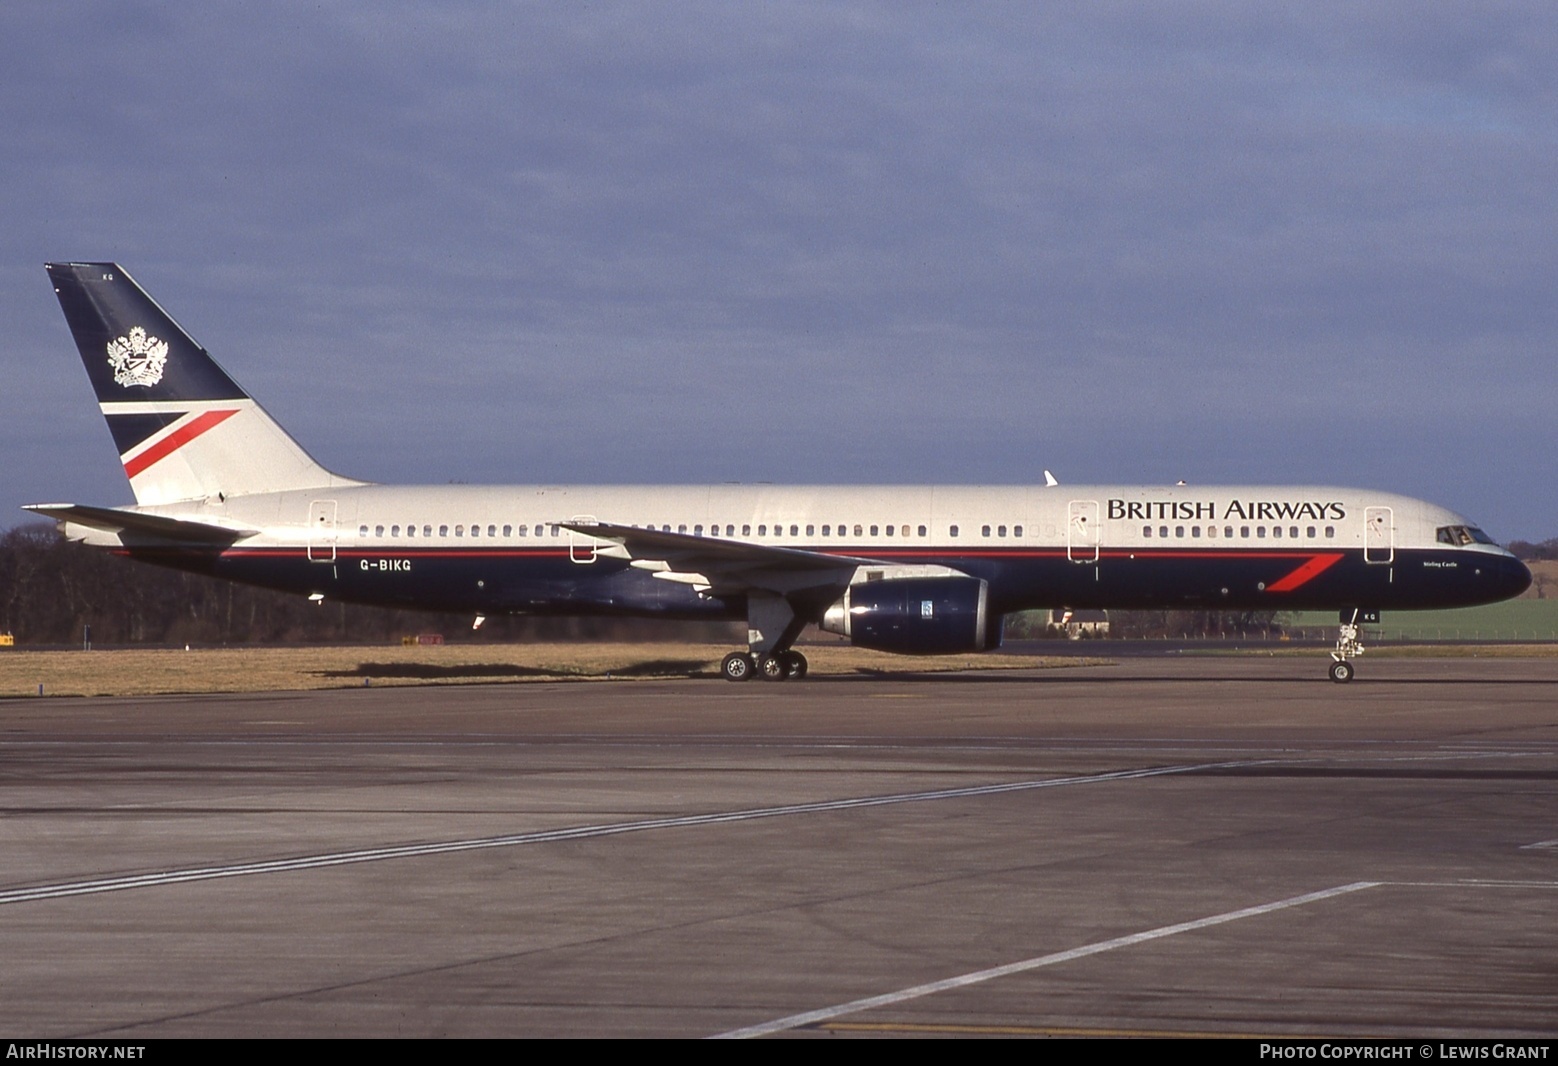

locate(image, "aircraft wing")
(560, 520), (875, 598)
(24, 503), (258, 543)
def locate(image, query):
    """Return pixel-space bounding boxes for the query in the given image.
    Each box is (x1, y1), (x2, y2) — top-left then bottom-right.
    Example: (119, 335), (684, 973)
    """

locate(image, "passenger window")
(1289, 526), (1298, 539)
(868, 525), (878, 536)
(997, 525), (1007, 537)
(822, 525), (830, 536)
(405, 525), (414, 538)
(806, 524), (815, 536)
(1192, 526), (1201, 538)
(726, 525), (734, 536)
(1256, 526), (1266, 538)
(678, 524), (687, 534)
(1160, 526), (1168, 538)
(694, 524), (703, 536)
(791, 525), (799, 536)
(885, 525), (894, 537)
(1175, 526), (1184, 538)
(1144, 525), (1153, 537)
(1206, 525), (1216, 539)
(1225, 526), (1234, 538)
(1325, 526), (1335, 538)
(918, 525), (927, 537)
(742, 525), (751, 536)
(358, 525), (369, 536)
(949, 525), (959, 537)
(503, 525), (512, 537)
(1012, 525), (1021, 537)
(470, 525), (479, 538)
(1272, 526), (1282, 539)
(1239, 526), (1249, 538)
(424, 525), (433, 537)
(488, 525), (496, 537)
(439, 525), (449, 537)
(855, 525), (864, 536)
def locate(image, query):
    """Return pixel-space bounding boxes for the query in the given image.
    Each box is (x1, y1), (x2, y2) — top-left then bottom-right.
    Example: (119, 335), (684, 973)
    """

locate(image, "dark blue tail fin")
(46, 262), (360, 504)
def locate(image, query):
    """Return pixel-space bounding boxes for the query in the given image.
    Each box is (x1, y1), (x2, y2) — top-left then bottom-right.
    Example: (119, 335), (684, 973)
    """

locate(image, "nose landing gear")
(1329, 608), (1369, 683)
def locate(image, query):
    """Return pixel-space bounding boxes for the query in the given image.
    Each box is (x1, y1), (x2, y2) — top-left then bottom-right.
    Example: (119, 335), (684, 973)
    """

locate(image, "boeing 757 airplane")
(30, 262), (1531, 682)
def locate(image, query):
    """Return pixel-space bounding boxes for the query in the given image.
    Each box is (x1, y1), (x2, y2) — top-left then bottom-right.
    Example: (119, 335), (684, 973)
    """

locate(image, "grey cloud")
(2, 2), (1554, 537)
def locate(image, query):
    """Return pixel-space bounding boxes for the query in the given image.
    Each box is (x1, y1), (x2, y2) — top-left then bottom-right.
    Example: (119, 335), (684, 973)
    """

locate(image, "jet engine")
(820, 575), (1000, 655)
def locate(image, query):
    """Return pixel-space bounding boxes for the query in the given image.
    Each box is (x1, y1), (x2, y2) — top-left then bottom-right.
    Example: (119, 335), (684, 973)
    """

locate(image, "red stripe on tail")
(122, 409), (239, 479)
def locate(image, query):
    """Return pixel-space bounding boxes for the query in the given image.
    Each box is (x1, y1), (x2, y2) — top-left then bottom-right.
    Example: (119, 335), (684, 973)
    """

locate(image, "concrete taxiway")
(1, 655), (1556, 1038)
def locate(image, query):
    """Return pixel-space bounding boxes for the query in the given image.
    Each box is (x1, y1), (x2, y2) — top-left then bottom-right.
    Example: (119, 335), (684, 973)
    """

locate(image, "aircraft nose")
(1501, 556), (1533, 598)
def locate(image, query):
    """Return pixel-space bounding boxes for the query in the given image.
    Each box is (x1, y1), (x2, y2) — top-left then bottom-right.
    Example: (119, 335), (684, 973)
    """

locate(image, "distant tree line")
(0, 525), (737, 647)
(1006, 608), (1282, 640)
(1508, 538), (1558, 562)
(1101, 609), (1283, 639)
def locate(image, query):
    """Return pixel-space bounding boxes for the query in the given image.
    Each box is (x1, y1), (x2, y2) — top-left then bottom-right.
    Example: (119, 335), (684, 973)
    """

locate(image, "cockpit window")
(1437, 525), (1498, 547)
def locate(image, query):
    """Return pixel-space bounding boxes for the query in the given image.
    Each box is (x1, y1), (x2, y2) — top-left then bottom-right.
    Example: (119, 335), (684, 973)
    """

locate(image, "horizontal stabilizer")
(24, 503), (257, 543)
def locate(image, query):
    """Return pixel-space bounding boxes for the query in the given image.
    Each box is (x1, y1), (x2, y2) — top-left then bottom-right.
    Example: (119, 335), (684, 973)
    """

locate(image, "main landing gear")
(721, 650), (808, 682)
(1329, 608), (1367, 683)
(722, 592), (812, 682)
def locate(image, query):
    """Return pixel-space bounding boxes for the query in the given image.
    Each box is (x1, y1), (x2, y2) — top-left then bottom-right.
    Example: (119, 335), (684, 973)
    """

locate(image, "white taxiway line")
(713, 881), (1383, 1040)
(0, 762), (1221, 907)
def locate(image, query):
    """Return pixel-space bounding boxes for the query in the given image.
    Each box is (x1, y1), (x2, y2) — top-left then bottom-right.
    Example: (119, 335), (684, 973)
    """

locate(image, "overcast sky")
(4, 2), (1555, 538)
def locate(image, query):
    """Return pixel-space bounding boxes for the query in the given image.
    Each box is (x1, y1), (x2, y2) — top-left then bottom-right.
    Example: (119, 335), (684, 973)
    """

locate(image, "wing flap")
(561, 520), (869, 598)
(564, 521), (879, 569)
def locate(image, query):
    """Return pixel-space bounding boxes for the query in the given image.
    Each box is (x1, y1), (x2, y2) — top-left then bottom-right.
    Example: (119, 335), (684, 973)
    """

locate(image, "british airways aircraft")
(31, 262), (1531, 683)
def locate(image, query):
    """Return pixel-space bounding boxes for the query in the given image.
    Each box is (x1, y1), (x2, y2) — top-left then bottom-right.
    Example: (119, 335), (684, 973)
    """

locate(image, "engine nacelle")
(821, 575), (998, 655)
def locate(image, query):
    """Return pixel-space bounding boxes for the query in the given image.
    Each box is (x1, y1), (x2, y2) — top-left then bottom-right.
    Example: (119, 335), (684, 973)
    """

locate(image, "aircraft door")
(307, 499), (337, 563)
(1067, 500), (1100, 563)
(568, 514), (598, 564)
(1364, 506), (1394, 564)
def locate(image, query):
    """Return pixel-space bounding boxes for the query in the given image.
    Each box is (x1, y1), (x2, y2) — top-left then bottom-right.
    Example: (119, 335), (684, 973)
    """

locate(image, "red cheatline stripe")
(1265, 552), (1345, 592)
(122, 409), (239, 479)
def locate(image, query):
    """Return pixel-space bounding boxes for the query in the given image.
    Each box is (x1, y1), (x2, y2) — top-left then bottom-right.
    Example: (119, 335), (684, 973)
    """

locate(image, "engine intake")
(821, 576), (997, 655)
